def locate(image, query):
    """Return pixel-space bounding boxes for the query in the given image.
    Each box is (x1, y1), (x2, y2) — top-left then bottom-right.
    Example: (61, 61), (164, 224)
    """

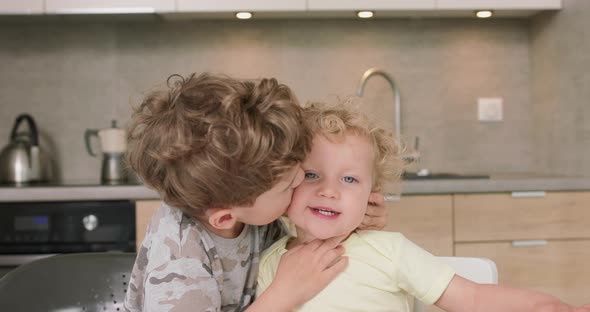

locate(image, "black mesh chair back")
(0, 252), (136, 312)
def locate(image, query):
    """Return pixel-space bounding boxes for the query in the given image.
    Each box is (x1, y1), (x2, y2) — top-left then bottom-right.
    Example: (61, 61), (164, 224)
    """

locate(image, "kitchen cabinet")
(135, 200), (160, 250)
(0, 0), (43, 14)
(456, 240), (590, 306)
(384, 195), (453, 257)
(454, 191), (590, 306)
(45, 0), (174, 14)
(308, 0), (435, 11)
(436, 0), (562, 10)
(454, 191), (590, 242)
(177, 0), (306, 12)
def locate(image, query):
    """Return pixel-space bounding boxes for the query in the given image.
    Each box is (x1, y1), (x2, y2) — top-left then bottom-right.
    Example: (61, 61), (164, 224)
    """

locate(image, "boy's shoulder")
(139, 203), (214, 270)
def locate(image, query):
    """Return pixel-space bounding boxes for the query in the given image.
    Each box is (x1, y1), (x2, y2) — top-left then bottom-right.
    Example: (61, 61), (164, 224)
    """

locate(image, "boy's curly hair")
(127, 73), (311, 216)
(302, 100), (404, 191)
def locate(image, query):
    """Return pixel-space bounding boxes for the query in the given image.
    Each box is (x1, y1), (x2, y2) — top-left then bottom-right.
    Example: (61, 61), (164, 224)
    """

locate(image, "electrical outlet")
(477, 97), (503, 122)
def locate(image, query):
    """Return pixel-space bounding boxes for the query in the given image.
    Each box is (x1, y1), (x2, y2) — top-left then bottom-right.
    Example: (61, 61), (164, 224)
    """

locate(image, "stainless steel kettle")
(0, 114), (48, 184)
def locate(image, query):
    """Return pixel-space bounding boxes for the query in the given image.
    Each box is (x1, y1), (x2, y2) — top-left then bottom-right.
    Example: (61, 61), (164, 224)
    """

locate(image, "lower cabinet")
(456, 239), (590, 306)
(384, 195), (454, 257)
(135, 200), (161, 251)
(454, 191), (590, 307)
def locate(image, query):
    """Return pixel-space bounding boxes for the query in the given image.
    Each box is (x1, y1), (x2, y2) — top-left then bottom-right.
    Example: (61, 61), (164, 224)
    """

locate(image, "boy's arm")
(141, 258), (222, 311)
(435, 275), (590, 312)
(358, 192), (387, 230)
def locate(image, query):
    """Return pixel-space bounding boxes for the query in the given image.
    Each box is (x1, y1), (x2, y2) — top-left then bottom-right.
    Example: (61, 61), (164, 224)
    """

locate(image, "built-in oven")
(0, 200), (135, 276)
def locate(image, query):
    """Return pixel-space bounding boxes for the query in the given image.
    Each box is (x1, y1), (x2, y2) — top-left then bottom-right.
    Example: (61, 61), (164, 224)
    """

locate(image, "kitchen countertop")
(1, 174), (590, 202)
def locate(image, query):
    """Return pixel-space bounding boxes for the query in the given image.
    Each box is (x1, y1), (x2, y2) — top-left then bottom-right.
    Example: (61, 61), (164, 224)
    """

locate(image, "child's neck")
(287, 227), (353, 250)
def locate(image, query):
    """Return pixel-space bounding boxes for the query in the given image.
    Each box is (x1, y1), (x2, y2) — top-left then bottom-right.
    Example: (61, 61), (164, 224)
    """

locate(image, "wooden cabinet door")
(135, 200), (161, 250)
(456, 240), (590, 306)
(454, 192), (590, 242)
(384, 195), (453, 256)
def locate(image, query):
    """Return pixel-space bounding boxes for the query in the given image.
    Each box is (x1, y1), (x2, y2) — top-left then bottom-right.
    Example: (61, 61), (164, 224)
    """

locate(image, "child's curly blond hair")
(302, 100), (404, 191)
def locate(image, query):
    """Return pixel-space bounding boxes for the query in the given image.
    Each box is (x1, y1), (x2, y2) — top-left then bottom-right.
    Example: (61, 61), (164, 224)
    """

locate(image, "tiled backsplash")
(0, 5), (587, 181)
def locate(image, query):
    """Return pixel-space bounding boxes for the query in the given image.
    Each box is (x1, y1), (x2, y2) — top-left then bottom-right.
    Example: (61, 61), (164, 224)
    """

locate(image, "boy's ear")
(207, 208), (238, 230)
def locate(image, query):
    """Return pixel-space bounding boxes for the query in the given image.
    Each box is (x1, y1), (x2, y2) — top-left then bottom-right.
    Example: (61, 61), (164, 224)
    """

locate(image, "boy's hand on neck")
(249, 235), (348, 311)
(358, 192), (387, 230)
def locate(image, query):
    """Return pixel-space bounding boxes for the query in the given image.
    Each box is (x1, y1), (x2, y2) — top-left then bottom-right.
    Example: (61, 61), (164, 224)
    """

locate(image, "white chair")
(414, 256), (498, 312)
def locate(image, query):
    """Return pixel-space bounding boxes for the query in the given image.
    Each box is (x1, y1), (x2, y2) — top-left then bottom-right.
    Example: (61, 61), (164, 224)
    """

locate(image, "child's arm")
(435, 275), (590, 312)
(358, 192), (387, 230)
(247, 236), (348, 311)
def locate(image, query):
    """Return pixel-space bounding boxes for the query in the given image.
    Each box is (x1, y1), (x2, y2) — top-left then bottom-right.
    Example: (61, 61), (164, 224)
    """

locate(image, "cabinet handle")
(511, 240), (548, 247)
(384, 194), (401, 202)
(511, 191), (546, 198)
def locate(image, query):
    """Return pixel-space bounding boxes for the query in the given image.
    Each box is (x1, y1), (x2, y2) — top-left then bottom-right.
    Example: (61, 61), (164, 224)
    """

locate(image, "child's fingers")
(315, 234), (347, 252)
(359, 214), (379, 229)
(367, 192), (385, 210)
(317, 245), (345, 269)
(319, 256), (348, 284)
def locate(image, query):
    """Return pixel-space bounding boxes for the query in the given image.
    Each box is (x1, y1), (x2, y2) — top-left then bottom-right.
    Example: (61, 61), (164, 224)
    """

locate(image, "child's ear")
(207, 208), (238, 230)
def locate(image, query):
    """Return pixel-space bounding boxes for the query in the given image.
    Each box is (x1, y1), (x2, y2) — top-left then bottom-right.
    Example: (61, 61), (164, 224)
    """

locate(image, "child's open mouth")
(309, 206), (341, 219)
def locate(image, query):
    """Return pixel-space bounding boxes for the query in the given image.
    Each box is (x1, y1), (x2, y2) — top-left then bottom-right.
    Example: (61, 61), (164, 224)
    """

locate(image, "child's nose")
(317, 180), (340, 199)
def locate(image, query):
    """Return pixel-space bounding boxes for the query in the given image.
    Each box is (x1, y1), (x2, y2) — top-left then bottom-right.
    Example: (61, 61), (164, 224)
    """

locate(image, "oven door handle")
(0, 254), (56, 266)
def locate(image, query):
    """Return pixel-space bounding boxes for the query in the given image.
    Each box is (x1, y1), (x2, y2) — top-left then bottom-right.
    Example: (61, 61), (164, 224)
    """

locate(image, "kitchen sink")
(402, 171), (489, 180)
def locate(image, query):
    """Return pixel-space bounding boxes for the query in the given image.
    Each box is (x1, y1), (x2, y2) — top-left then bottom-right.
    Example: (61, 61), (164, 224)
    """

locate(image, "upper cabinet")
(437, 0), (561, 10)
(177, 0), (306, 12)
(44, 0), (175, 14)
(0, 0), (43, 14)
(1, 0), (562, 16)
(308, 0), (435, 11)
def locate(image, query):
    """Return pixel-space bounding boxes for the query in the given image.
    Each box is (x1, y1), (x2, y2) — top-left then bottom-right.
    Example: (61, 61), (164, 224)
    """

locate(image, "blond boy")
(257, 101), (590, 312)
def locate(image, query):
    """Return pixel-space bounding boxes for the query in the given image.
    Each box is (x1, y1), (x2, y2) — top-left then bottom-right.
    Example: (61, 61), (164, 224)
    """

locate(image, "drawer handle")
(511, 240), (548, 247)
(511, 191), (546, 198)
(384, 194), (401, 202)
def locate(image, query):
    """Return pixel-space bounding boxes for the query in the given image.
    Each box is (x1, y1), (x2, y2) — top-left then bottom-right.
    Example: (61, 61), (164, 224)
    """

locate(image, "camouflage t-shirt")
(124, 202), (284, 312)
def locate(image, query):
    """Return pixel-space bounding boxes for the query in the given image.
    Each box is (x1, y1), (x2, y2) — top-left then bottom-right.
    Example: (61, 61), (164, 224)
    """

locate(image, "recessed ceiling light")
(235, 12), (253, 19)
(357, 11), (374, 19)
(475, 10), (493, 18)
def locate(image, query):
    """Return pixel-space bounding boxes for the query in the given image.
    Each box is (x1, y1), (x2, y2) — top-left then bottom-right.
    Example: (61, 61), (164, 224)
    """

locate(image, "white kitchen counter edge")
(2, 177), (590, 202)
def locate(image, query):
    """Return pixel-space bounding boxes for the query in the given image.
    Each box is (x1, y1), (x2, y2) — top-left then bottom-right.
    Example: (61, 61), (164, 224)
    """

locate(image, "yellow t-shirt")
(257, 231), (455, 312)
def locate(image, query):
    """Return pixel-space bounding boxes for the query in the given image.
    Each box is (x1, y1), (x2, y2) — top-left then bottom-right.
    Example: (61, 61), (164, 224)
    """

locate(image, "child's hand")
(263, 235), (348, 310)
(358, 192), (387, 230)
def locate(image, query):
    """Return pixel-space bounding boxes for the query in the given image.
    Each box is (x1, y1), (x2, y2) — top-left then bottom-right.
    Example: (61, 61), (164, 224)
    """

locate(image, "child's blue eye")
(305, 172), (318, 179)
(342, 176), (357, 183)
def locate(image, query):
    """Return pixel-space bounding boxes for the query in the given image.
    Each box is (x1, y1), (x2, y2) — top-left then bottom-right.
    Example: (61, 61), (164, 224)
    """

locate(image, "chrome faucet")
(356, 68), (420, 163)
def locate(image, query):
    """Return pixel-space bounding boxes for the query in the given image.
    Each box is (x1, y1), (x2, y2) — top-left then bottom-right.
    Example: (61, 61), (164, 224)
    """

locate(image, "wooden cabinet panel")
(135, 200), (161, 250)
(456, 240), (590, 306)
(455, 192), (590, 242)
(384, 195), (453, 256)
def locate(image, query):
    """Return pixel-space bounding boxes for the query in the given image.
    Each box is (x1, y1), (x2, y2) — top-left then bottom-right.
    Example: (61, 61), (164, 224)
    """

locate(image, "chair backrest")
(413, 256), (498, 312)
(0, 252), (136, 312)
